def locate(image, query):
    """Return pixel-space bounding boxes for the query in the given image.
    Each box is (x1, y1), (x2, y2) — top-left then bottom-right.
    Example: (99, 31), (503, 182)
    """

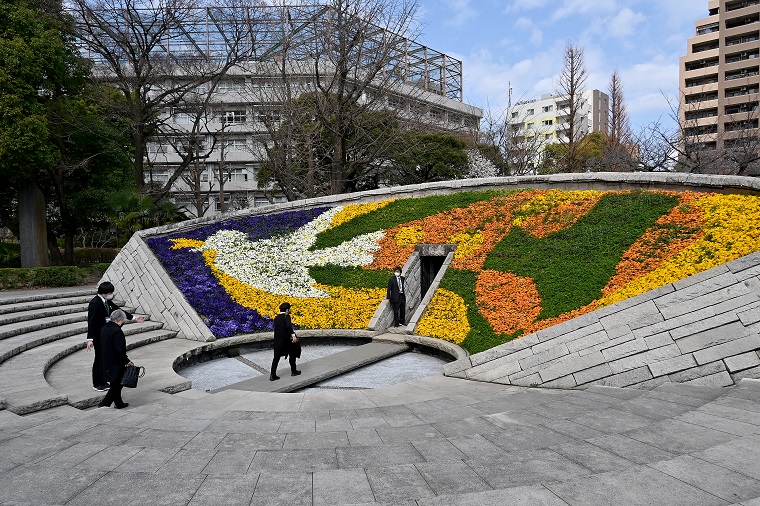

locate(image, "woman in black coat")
(97, 310), (133, 409)
(270, 302), (301, 381)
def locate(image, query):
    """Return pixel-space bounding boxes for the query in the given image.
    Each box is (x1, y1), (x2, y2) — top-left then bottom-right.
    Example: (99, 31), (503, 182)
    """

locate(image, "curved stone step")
(0, 295), (92, 315)
(46, 332), (189, 410)
(0, 325), (175, 414)
(0, 303), (90, 326)
(0, 317), (156, 365)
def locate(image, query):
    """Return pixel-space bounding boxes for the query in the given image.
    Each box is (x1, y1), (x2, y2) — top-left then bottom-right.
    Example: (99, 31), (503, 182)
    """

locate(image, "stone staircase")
(0, 287), (177, 415)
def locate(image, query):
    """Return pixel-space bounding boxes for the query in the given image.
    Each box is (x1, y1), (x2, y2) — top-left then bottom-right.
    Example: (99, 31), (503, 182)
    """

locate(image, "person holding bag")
(270, 302), (301, 381)
(97, 309), (133, 409)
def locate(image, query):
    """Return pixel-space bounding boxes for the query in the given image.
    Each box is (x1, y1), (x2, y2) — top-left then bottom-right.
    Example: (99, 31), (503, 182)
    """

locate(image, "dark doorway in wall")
(420, 255), (446, 297)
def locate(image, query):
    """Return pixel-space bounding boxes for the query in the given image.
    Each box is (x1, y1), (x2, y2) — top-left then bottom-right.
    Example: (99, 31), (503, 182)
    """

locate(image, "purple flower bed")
(147, 207), (331, 337)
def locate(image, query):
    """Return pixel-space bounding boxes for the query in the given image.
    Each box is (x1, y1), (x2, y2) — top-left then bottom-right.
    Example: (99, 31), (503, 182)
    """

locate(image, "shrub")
(0, 263), (109, 290)
(0, 243), (21, 268)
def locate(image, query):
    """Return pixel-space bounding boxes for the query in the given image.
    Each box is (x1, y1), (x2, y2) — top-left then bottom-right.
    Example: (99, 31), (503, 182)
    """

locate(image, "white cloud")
(551, 0), (619, 21)
(604, 8), (646, 39)
(443, 0), (477, 27)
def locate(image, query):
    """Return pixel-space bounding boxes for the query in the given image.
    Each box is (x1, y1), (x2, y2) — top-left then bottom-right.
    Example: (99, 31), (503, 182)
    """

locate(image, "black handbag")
(120, 365), (145, 388)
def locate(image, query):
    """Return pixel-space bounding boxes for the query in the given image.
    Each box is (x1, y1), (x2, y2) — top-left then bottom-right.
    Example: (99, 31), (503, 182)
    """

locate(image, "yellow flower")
(203, 251), (385, 329)
(416, 289), (470, 344)
(169, 238), (206, 250)
(600, 193), (760, 306)
(395, 225), (425, 246)
(331, 199), (395, 229)
(448, 231), (485, 259)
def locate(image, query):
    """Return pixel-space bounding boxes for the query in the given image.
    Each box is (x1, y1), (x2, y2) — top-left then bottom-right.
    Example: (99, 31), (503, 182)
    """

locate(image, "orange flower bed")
(601, 192), (704, 297)
(370, 192), (537, 271)
(475, 270), (542, 335)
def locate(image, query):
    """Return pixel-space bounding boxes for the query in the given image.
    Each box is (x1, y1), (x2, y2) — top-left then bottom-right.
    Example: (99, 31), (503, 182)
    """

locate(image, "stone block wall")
(100, 235), (215, 342)
(445, 251), (760, 389)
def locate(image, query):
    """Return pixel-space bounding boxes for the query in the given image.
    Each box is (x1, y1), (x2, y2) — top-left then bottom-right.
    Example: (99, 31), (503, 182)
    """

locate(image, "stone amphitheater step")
(46, 334), (194, 410)
(0, 286), (94, 305)
(0, 302), (91, 326)
(0, 309), (148, 365)
(0, 324), (175, 415)
(0, 295), (92, 316)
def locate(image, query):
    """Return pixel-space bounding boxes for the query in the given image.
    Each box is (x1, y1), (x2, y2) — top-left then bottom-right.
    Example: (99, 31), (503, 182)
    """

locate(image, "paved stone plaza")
(3, 371), (760, 505)
(1, 286), (760, 504)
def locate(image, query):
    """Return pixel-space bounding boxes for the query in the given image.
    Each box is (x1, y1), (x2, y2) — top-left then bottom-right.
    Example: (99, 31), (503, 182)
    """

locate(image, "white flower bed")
(200, 207), (384, 298)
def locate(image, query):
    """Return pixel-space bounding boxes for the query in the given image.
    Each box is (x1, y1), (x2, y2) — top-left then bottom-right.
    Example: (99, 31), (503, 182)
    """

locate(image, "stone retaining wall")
(445, 251), (760, 389)
(103, 172), (760, 346)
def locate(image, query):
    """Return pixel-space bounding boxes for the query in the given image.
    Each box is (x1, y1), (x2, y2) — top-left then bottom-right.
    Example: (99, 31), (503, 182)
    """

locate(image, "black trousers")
(99, 370), (126, 407)
(91, 336), (105, 387)
(271, 353), (297, 377)
(392, 293), (407, 325)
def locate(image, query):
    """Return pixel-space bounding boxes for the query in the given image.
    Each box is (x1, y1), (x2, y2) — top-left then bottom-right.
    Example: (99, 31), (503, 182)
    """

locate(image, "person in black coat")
(270, 302), (301, 381)
(97, 310), (132, 409)
(385, 266), (407, 327)
(86, 282), (143, 391)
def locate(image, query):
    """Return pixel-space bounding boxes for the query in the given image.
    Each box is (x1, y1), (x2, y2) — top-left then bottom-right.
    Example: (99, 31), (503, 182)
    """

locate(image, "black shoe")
(93, 385), (108, 392)
(97, 402), (109, 408)
(291, 370), (301, 376)
(269, 375), (280, 381)
(115, 403), (129, 409)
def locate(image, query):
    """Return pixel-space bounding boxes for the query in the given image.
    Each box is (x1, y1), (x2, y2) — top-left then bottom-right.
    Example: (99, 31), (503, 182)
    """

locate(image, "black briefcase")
(120, 365), (145, 388)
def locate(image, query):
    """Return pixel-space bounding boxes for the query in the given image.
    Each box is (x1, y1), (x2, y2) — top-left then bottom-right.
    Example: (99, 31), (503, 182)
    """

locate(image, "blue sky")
(415, 0), (709, 131)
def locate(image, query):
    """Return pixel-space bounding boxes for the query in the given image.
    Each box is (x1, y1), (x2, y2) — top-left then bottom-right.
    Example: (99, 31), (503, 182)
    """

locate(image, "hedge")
(0, 264), (110, 290)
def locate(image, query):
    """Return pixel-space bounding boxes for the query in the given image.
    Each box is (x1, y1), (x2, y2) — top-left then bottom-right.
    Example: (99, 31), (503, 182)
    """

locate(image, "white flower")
(200, 207), (384, 297)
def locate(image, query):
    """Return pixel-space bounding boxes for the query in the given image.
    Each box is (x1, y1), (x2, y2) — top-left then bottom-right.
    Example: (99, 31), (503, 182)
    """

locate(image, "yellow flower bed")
(449, 231), (485, 259)
(512, 190), (602, 227)
(330, 199), (395, 229)
(169, 238), (206, 250)
(416, 289), (470, 344)
(204, 251), (384, 329)
(395, 225), (426, 246)
(600, 194), (760, 306)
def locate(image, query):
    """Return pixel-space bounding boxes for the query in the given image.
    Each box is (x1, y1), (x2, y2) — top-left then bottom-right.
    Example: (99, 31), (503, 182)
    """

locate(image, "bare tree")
(72, 0), (255, 198)
(554, 41), (588, 173)
(246, 0), (441, 199)
(597, 69), (637, 171)
(477, 104), (550, 176)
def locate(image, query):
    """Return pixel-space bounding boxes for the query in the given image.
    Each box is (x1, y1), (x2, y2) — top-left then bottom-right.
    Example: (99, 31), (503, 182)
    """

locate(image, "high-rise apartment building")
(507, 89), (610, 171)
(680, 0), (760, 156)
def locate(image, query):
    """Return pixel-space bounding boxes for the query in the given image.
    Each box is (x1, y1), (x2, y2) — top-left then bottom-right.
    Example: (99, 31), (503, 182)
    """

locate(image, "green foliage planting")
(0, 263), (109, 290)
(483, 191), (677, 319)
(309, 265), (390, 289)
(0, 243), (21, 268)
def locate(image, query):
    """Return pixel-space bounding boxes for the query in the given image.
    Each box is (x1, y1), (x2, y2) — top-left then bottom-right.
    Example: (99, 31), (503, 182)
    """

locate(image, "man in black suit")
(270, 302), (301, 381)
(385, 266), (407, 327)
(86, 282), (143, 391)
(97, 309), (132, 409)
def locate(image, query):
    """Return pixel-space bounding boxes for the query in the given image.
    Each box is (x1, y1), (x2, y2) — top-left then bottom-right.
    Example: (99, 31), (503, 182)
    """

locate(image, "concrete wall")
(445, 251), (760, 389)
(100, 235), (215, 342)
(105, 172), (760, 344)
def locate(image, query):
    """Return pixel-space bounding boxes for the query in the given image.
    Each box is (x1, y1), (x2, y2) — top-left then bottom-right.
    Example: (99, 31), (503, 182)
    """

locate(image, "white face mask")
(395, 272), (401, 277)
(105, 294), (114, 300)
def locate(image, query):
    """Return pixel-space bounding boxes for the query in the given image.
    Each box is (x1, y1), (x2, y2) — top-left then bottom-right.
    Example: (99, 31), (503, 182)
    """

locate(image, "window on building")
(144, 170), (169, 182)
(511, 111), (519, 119)
(542, 105), (553, 113)
(217, 80), (245, 93)
(215, 196), (232, 211)
(174, 111), (193, 124)
(228, 168), (248, 182)
(224, 138), (247, 152)
(525, 122), (534, 130)
(526, 108), (535, 115)
(222, 110), (246, 124)
(254, 197), (271, 207)
(542, 119), (554, 126)
(429, 108), (444, 121)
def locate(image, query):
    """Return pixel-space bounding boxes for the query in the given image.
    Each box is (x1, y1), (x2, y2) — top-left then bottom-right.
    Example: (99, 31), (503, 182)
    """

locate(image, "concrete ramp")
(213, 341), (410, 393)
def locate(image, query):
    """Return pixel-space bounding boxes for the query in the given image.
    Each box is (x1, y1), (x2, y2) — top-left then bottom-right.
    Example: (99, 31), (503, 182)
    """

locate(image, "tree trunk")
(18, 180), (49, 267)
